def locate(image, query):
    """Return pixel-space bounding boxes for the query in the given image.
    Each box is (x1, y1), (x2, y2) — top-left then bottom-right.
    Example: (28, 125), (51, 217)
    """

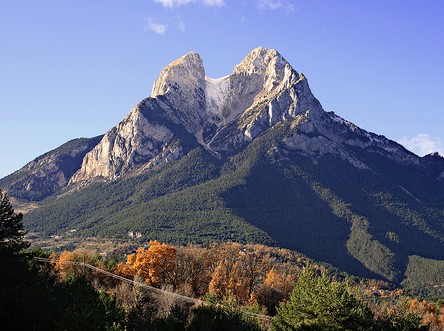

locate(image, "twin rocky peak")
(70, 47), (320, 183)
(69, 47), (420, 184)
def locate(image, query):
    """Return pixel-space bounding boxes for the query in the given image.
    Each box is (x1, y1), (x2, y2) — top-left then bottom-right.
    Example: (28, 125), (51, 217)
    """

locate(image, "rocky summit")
(70, 47), (319, 182)
(1, 47), (444, 287)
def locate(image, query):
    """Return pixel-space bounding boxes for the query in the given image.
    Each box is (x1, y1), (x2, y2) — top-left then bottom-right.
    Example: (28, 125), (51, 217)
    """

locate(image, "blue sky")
(1, 0), (443, 178)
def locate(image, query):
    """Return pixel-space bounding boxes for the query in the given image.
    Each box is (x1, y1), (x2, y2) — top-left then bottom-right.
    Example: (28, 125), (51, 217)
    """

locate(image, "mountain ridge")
(1, 47), (444, 289)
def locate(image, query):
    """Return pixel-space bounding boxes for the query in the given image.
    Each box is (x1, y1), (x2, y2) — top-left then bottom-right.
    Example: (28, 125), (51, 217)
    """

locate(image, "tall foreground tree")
(0, 189), (28, 252)
(272, 268), (375, 331)
(272, 267), (427, 331)
(0, 190), (57, 330)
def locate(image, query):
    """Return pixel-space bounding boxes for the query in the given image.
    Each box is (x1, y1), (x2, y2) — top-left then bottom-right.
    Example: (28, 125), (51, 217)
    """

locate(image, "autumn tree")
(209, 242), (288, 305)
(371, 299), (428, 331)
(263, 268), (296, 297)
(409, 299), (444, 330)
(116, 240), (176, 286)
(235, 246), (264, 302)
(51, 248), (99, 280)
(171, 245), (212, 296)
(255, 268), (297, 314)
(209, 262), (230, 300)
(208, 242), (243, 300)
(52, 250), (75, 277)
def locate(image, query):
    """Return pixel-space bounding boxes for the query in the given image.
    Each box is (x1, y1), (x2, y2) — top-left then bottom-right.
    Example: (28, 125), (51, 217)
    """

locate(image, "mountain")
(1, 47), (444, 288)
(69, 48), (316, 183)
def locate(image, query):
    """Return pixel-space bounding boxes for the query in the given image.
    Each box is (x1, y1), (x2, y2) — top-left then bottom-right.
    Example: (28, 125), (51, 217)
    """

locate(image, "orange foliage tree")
(51, 248), (98, 279)
(253, 267), (298, 313)
(116, 240), (176, 287)
(208, 243), (239, 300)
(409, 298), (444, 330)
(208, 243), (271, 304)
(51, 250), (74, 277)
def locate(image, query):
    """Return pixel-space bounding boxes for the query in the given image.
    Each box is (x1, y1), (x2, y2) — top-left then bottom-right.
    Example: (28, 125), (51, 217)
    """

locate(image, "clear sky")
(1, 0), (443, 178)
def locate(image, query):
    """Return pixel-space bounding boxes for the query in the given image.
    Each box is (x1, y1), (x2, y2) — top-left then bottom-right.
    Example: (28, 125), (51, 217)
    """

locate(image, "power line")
(33, 257), (273, 322)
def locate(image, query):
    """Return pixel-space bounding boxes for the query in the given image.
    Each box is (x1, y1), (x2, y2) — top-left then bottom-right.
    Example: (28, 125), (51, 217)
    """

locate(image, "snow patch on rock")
(205, 75), (230, 124)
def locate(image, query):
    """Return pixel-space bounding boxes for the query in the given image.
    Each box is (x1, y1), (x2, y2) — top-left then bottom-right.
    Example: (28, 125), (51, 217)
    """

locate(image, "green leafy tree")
(272, 267), (374, 331)
(0, 189), (28, 252)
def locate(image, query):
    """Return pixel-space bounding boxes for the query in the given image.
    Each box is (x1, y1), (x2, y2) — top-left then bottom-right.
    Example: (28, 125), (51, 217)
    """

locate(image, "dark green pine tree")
(272, 267), (375, 331)
(0, 189), (28, 252)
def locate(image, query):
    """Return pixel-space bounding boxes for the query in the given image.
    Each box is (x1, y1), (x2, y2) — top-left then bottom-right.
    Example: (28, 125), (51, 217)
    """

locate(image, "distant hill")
(0, 136), (102, 201)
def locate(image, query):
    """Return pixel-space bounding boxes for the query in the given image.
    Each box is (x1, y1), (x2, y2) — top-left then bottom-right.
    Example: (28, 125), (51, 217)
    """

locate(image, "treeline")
(51, 241), (444, 330)
(4, 242), (444, 330)
(58, 241), (306, 314)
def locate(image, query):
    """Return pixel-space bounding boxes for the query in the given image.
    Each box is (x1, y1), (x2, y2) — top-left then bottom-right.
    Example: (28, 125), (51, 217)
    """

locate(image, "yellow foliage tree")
(409, 298), (444, 329)
(118, 241), (176, 286)
(52, 250), (75, 277)
(51, 248), (97, 278)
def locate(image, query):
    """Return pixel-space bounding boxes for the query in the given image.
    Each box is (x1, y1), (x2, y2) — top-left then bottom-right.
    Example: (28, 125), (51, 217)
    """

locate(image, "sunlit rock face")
(66, 47), (425, 183)
(70, 106), (176, 182)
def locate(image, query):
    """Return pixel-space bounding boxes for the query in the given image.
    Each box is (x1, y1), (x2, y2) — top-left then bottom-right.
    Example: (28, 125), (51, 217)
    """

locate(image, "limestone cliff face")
(70, 104), (175, 182)
(151, 52), (207, 134)
(71, 47), (320, 182)
(280, 109), (419, 168)
(70, 46), (430, 183)
(205, 48), (322, 153)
